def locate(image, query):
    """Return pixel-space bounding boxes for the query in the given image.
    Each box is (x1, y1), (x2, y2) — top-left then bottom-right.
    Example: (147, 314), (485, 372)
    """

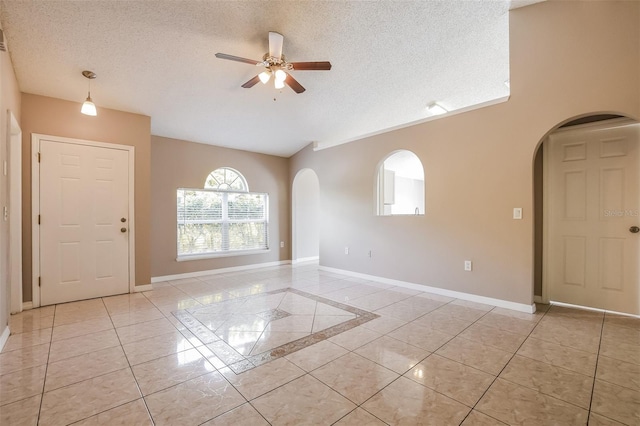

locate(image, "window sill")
(176, 249), (271, 262)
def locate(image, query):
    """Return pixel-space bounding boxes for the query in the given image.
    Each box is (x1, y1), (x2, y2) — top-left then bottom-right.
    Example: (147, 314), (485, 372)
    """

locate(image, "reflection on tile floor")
(173, 288), (378, 373)
(2, 263), (639, 425)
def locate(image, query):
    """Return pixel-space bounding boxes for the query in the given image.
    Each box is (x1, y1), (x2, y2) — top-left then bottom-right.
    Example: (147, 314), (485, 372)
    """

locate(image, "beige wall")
(20, 94), (151, 301)
(0, 33), (21, 332)
(150, 135), (290, 278)
(290, 0), (640, 306)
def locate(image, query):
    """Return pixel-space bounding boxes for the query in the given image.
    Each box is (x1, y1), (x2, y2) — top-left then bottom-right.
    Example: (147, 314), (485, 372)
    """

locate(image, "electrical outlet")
(344, 247), (349, 255)
(464, 260), (472, 271)
(280, 241), (284, 248)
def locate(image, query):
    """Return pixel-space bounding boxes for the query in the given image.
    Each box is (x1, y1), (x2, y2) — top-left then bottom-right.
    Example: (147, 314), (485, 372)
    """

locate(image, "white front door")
(544, 119), (640, 314)
(39, 139), (130, 306)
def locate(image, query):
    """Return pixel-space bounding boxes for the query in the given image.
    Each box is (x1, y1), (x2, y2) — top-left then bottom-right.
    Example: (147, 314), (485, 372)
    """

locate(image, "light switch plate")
(513, 208), (523, 220)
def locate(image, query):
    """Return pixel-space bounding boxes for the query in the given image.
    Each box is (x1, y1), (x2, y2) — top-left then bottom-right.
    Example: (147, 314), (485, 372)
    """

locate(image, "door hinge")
(38, 214), (40, 225)
(37, 152), (41, 162)
(38, 277), (41, 287)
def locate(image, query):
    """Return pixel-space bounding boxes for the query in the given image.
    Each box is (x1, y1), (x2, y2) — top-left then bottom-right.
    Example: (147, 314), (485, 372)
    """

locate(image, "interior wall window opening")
(376, 150), (425, 216)
(177, 167), (269, 259)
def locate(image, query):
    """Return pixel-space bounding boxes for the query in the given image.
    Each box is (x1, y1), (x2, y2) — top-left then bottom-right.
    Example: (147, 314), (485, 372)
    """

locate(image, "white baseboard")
(152, 260), (292, 283)
(550, 301), (640, 318)
(133, 284), (153, 292)
(0, 326), (10, 351)
(22, 301), (33, 311)
(319, 266), (536, 314)
(292, 256), (319, 265)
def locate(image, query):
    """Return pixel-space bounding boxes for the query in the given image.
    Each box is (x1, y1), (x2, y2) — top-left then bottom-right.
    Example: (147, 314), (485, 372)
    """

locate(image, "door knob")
(630, 226), (640, 234)
(121, 218), (127, 223)
(121, 227), (127, 233)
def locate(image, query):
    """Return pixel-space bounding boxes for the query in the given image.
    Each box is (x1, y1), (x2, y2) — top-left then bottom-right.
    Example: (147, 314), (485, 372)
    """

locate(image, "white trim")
(133, 284), (153, 292)
(151, 260), (292, 283)
(31, 136), (39, 308)
(126, 146), (136, 294)
(22, 301), (33, 311)
(0, 326), (10, 352)
(551, 301), (640, 319)
(292, 256), (319, 264)
(314, 96), (510, 152)
(31, 134), (136, 308)
(177, 249), (271, 262)
(7, 110), (22, 314)
(319, 266), (536, 314)
(541, 136), (551, 305)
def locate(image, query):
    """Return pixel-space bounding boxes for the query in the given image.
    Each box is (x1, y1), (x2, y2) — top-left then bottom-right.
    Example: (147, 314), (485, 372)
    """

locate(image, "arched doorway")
(292, 169), (320, 263)
(533, 114), (640, 314)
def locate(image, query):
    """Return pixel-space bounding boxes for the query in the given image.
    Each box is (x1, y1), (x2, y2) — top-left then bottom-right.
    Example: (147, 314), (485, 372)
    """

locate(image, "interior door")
(39, 139), (130, 306)
(545, 119), (640, 314)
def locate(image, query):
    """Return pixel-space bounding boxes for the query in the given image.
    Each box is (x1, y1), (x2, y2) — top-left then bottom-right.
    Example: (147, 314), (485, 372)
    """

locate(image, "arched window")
(177, 168), (268, 258)
(204, 167), (248, 191)
(376, 150), (425, 216)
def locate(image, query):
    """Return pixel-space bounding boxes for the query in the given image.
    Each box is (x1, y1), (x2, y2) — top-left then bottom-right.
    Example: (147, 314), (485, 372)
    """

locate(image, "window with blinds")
(177, 188), (269, 257)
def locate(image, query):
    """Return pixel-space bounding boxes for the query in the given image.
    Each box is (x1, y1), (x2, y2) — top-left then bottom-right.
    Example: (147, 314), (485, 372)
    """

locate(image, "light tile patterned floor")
(1, 263), (638, 425)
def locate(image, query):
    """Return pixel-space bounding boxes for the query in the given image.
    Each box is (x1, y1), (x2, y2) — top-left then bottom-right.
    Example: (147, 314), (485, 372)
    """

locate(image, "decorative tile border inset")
(172, 288), (378, 374)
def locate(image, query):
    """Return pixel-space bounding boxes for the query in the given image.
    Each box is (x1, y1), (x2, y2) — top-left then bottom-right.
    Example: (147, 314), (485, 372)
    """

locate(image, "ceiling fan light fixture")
(426, 102), (448, 116)
(80, 70), (97, 116)
(215, 32), (331, 94)
(274, 69), (287, 82)
(259, 70), (271, 84)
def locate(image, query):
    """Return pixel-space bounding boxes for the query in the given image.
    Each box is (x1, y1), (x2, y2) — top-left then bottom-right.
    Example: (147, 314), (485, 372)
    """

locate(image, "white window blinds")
(177, 188), (269, 256)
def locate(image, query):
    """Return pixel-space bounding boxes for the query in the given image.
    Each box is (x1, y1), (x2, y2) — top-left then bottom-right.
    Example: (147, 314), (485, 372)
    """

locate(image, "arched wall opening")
(533, 112), (639, 314)
(292, 168), (320, 263)
(375, 150), (425, 216)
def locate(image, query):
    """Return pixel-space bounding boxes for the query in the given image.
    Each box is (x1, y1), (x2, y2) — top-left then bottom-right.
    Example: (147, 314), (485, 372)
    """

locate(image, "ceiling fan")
(215, 31), (331, 94)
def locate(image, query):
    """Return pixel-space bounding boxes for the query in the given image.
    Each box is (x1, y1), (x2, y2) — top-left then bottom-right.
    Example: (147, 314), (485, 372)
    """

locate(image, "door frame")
(8, 111), (22, 313)
(541, 117), (635, 306)
(31, 134), (136, 308)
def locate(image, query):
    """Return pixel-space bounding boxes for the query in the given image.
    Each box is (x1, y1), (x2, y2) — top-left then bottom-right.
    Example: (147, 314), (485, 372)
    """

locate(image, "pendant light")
(81, 70), (97, 116)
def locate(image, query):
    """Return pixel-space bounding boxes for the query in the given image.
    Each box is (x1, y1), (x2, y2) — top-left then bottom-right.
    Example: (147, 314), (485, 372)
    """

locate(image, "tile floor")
(1, 263), (638, 425)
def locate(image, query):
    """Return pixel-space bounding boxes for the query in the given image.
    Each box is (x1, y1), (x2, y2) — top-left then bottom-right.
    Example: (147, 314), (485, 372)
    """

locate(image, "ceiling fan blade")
(269, 31), (284, 60)
(290, 61), (332, 71)
(241, 75), (261, 88)
(215, 53), (261, 65)
(285, 73), (306, 94)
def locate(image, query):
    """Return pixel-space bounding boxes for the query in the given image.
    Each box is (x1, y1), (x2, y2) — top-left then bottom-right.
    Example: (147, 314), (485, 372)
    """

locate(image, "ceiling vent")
(0, 29), (6, 52)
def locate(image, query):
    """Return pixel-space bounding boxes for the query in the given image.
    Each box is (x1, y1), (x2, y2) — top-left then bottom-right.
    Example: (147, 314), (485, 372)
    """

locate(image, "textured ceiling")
(0, 0), (542, 157)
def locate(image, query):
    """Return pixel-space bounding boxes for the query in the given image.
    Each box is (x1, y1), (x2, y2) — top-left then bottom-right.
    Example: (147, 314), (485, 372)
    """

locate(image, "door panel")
(40, 139), (129, 306)
(563, 170), (586, 219)
(545, 119), (639, 314)
(563, 236), (586, 287)
(598, 238), (624, 291)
